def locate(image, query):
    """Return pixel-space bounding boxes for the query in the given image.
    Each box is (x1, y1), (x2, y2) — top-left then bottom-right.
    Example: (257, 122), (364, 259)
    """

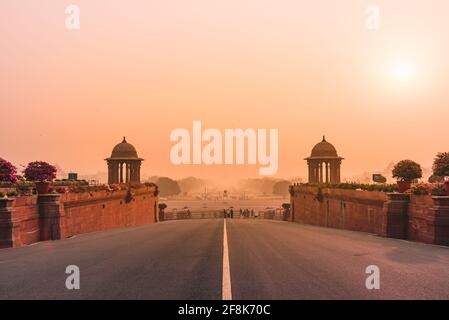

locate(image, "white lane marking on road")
(222, 219), (232, 300)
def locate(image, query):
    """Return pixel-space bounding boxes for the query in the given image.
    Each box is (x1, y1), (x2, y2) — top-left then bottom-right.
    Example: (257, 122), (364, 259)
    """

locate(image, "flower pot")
(397, 180), (412, 193)
(35, 181), (51, 194)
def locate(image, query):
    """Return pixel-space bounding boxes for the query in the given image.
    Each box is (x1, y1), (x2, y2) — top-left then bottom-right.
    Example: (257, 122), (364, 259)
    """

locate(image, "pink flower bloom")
(0, 158), (18, 183)
(23, 161), (57, 182)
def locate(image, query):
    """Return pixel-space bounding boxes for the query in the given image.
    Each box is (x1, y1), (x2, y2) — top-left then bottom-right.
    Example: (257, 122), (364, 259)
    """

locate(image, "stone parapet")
(290, 185), (449, 246)
(0, 185), (159, 249)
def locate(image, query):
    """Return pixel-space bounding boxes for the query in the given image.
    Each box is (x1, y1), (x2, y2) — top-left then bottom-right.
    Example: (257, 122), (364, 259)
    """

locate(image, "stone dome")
(310, 136), (338, 158)
(110, 137), (139, 159)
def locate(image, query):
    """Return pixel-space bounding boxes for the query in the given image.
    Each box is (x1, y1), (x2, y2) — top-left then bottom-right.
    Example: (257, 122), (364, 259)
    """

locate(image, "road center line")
(222, 219), (232, 300)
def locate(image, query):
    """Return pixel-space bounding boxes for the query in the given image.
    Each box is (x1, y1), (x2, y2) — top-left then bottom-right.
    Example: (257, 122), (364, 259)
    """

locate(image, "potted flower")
(431, 184), (447, 196)
(432, 152), (449, 195)
(392, 160), (422, 193)
(410, 183), (431, 195)
(23, 161), (57, 194)
(0, 158), (18, 185)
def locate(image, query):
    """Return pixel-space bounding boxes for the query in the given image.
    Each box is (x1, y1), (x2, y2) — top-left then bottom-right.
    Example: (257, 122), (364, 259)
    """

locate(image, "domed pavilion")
(106, 137), (143, 184)
(305, 136), (343, 183)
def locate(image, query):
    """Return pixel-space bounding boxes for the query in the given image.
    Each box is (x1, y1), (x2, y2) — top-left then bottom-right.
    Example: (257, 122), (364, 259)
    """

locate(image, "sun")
(390, 61), (414, 81)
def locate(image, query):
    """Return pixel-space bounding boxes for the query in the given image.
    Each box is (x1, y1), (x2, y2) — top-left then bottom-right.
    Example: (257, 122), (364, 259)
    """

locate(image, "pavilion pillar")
(318, 162), (323, 183)
(131, 162), (134, 183)
(116, 163), (120, 183)
(337, 161), (341, 183)
(307, 161), (310, 183)
(136, 162), (141, 183)
(108, 161), (119, 184)
(125, 163), (129, 183)
(329, 160), (335, 183)
(310, 163), (314, 183)
(107, 165), (111, 184)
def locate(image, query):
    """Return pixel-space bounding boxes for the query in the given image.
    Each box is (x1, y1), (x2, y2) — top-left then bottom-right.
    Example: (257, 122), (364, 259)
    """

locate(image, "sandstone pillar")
(383, 193), (409, 239)
(0, 199), (18, 248)
(38, 194), (63, 241)
(429, 197), (449, 246)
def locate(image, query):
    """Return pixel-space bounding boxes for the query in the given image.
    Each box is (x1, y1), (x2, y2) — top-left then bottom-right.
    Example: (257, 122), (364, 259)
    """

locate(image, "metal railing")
(161, 208), (290, 221)
(162, 210), (224, 221)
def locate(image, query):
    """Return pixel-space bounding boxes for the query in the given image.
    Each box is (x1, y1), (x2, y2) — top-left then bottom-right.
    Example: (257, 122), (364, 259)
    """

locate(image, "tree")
(23, 161), (57, 182)
(0, 158), (17, 183)
(272, 180), (291, 196)
(156, 177), (181, 197)
(432, 152), (449, 178)
(392, 160), (422, 182)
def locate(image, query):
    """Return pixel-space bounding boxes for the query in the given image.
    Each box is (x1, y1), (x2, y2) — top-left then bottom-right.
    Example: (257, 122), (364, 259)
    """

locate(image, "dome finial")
(322, 135), (326, 142)
(122, 136), (127, 143)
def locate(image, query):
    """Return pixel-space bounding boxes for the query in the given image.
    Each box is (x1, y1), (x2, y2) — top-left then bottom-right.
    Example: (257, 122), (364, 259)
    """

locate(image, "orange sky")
(1, 0), (449, 181)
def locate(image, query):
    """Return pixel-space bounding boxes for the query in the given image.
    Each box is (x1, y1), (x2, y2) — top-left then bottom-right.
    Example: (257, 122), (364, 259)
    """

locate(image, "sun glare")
(390, 61), (414, 81)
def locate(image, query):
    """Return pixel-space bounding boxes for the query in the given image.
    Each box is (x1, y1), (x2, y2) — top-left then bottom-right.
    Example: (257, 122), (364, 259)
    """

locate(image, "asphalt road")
(1, 218), (449, 299)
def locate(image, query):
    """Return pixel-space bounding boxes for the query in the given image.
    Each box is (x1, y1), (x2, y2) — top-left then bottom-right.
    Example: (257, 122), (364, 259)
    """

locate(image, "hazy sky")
(1, 0), (448, 180)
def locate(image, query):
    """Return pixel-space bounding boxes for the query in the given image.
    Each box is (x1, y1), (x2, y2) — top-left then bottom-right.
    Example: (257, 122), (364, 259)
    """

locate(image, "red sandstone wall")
(0, 186), (158, 248)
(13, 196), (40, 246)
(0, 196), (40, 248)
(408, 195), (434, 244)
(291, 186), (387, 235)
(60, 187), (158, 239)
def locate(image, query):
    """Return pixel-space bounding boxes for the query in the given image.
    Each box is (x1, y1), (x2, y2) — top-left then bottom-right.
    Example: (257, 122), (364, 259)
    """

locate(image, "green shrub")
(302, 182), (397, 193)
(428, 175), (444, 183)
(410, 183), (431, 195)
(431, 184), (447, 196)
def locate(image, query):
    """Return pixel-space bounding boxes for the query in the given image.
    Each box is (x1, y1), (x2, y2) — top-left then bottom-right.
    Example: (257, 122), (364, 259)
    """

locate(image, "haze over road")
(1, 219), (449, 299)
